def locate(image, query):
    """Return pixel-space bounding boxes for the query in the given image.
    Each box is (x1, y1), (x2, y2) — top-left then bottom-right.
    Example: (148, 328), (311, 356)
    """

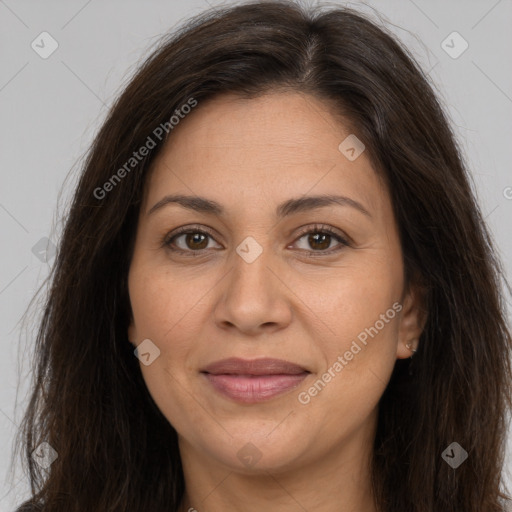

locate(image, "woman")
(14, 1), (512, 511)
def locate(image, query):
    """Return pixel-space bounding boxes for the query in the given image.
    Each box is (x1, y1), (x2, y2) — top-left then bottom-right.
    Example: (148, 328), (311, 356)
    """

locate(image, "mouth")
(200, 357), (311, 404)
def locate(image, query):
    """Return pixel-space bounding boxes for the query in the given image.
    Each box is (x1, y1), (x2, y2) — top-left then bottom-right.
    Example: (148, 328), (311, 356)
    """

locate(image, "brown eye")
(182, 232), (209, 250)
(164, 224), (349, 257)
(164, 227), (221, 254)
(293, 225), (349, 254)
(306, 232), (332, 251)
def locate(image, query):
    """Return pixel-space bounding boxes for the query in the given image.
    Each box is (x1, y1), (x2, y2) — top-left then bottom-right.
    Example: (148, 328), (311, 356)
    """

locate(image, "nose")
(213, 246), (293, 336)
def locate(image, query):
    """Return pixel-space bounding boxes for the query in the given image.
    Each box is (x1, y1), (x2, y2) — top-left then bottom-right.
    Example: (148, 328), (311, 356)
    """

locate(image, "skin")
(127, 91), (425, 512)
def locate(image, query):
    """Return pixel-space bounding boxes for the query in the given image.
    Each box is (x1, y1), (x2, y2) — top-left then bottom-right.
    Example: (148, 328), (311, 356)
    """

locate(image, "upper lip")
(201, 357), (309, 376)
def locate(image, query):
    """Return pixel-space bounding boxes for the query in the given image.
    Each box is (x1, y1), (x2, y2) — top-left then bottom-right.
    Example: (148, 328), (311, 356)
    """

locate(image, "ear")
(396, 281), (428, 359)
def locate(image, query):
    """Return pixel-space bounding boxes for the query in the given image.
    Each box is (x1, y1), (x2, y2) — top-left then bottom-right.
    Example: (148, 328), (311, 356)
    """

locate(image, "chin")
(187, 424), (312, 474)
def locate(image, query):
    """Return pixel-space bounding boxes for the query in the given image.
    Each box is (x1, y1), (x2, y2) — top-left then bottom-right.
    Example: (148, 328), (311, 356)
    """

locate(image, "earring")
(406, 342), (417, 354)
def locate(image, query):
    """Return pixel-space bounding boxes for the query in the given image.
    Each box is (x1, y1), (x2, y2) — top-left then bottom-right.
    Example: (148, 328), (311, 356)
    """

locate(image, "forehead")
(160, 91), (351, 161)
(142, 91), (387, 218)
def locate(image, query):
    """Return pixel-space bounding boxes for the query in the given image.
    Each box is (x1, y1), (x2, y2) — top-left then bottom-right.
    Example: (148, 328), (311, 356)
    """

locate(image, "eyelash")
(162, 223), (351, 257)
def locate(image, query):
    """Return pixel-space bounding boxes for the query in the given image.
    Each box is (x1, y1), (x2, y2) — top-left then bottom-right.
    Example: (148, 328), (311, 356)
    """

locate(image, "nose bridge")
(214, 233), (291, 332)
(230, 234), (276, 303)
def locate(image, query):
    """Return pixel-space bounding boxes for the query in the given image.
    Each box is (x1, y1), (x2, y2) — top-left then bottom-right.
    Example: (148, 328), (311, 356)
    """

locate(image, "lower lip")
(203, 372), (309, 403)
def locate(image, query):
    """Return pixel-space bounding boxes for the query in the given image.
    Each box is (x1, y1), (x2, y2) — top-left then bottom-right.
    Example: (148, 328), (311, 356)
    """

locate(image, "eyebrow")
(147, 193), (371, 218)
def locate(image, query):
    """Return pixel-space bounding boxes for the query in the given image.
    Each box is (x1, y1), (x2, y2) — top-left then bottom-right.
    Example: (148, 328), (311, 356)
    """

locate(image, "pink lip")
(201, 357), (310, 403)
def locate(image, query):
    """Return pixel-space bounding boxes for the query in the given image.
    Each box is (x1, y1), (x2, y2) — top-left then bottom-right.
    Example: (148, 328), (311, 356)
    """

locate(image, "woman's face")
(128, 91), (423, 474)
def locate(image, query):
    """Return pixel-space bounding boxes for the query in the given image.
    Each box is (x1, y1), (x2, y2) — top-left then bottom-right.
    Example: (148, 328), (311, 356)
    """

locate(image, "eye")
(163, 225), (221, 255)
(292, 224), (350, 255)
(162, 223), (350, 257)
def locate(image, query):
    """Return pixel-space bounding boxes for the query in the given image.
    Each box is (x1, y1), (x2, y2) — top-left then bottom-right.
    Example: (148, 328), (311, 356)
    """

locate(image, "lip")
(201, 357), (310, 403)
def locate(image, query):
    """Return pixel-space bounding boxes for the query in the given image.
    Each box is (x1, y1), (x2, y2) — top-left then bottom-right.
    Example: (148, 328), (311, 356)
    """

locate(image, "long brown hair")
(14, 1), (512, 510)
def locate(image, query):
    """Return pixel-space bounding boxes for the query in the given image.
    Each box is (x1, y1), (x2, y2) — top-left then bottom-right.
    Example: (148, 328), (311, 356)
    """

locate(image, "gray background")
(1, 0), (511, 509)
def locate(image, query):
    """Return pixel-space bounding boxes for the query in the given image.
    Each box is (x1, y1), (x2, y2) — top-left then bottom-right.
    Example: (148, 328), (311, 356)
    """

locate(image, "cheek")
(128, 266), (206, 413)
(297, 306), (399, 442)
(128, 266), (205, 430)
(292, 257), (402, 412)
(129, 263), (205, 343)
(292, 256), (402, 354)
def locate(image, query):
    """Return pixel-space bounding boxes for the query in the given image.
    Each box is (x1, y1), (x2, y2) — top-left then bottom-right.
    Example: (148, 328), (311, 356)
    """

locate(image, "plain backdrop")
(1, 0), (511, 509)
